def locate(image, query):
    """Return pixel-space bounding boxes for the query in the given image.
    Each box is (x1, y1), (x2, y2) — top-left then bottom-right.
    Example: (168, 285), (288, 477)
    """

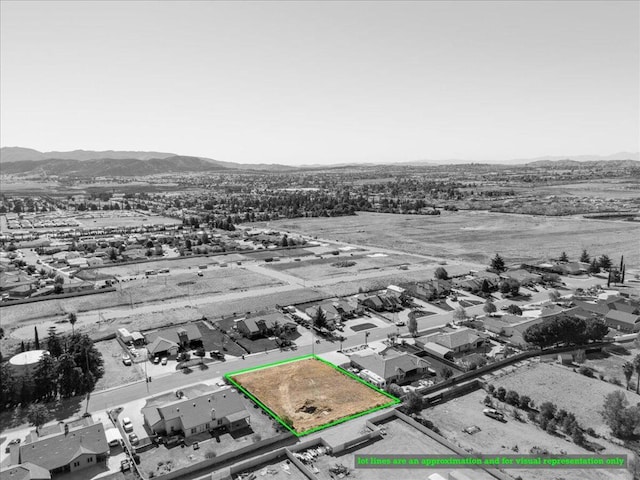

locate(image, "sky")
(1, 1), (638, 166)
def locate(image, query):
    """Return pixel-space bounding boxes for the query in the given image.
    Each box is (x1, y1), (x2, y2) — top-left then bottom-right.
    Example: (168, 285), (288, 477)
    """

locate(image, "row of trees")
(621, 354), (640, 393)
(522, 315), (609, 349)
(0, 326), (103, 408)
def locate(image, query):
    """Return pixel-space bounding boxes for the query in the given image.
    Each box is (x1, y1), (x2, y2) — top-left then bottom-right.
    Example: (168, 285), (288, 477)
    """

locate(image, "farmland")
(426, 389), (634, 480)
(229, 357), (397, 434)
(262, 211), (640, 265)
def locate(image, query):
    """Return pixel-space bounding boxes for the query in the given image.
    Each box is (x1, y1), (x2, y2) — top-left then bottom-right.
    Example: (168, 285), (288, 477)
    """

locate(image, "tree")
(434, 267), (449, 280)
(483, 300), (497, 315)
(540, 402), (556, 420)
(27, 404), (50, 431)
(313, 307), (328, 331)
(490, 254), (505, 273)
(34, 326), (40, 350)
(548, 290), (560, 302)
(598, 254), (612, 271)
(505, 390), (520, 406)
(506, 304), (522, 315)
(47, 326), (63, 358)
(33, 353), (58, 401)
(68, 312), (77, 336)
(405, 391), (424, 414)
(57, 353), (81, 398)
(623, 361), (634, 390)
(572, 428), (585, 446)
(453, 306), (467, 322)
(601, 391), (640, 439)
(519, 395), (531, 410)
(441, 367), (454, 380)
(54, 275), (64, 285)
(579, 249), (590, 263)
(559, 252), (569, 262)
(588, 259), (601, 274)
(0, 363), (17, 407)
(408, 315), (418, 337)
(496, 387), (506, 401)
(634, 354), (640, 394)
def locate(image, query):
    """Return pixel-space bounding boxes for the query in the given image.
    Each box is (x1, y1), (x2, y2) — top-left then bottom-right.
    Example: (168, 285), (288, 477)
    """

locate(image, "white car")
(483, 408), (506, 422)
(394, 321), (405, 326)
(122, 417), (133, 433)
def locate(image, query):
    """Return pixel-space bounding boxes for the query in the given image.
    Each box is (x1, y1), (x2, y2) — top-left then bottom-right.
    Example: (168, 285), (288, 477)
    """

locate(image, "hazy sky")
(1, 1), (638, 165)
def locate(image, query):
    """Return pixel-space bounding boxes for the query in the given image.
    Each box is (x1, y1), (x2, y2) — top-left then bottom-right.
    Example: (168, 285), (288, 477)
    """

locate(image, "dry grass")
(231, 358), (394, 433)
(261, 211), (640, 265)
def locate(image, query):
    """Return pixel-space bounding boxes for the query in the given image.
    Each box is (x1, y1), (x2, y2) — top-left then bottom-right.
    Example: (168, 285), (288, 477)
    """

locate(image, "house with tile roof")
(142, 386), (250, 438)
(144, 324), (202, 350)
(146, 336), (180, 357)
(350, 349), (432, 386)
(17, 421), (108, 475)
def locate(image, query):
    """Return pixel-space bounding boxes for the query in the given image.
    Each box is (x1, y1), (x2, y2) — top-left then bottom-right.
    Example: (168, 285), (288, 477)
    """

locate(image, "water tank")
(9, 350), (50, 376)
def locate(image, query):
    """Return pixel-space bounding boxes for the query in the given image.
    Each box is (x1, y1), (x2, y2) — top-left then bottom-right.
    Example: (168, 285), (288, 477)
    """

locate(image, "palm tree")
(68, 313), (77, 336)
(634, 354), (640, 394)
(623, 361), (634, 390)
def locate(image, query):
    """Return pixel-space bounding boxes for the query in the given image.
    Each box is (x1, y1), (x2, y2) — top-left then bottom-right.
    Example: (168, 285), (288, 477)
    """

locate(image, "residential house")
(421, 327), (485, 354)
(17, 420), (108, 476)
(350, 349), (432, 387)
(406, 280), (452, 301)
(500, 269), (541, 286)
(0, 463), (51, 480)
(142, 387), (250, 438)
(236, 313), (297, 339)
(604, 310), (640, 332)
(147, 337), (179, 358)
(144, 324), (202, 350)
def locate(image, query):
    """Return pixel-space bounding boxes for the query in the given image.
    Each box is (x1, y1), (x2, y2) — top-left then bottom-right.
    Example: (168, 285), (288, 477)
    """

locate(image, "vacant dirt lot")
(262, 211), (640, 265)
(94, 339), (144, 391)
(230, 357), (396, 434)
(426, 389), (634, 480)
(491, 362), (640, 436)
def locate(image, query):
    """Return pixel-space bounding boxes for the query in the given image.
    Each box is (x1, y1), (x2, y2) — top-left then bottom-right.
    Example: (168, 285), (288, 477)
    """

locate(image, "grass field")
(75, 213), (181, 228)
(262, 211), (640, 265)
(229, 357), (396, 434)
(426, 389), (634, 480)
(491, 362), (640, 436)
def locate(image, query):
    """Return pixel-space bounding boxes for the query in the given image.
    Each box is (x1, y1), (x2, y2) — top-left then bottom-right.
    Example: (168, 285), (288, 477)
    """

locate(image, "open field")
(426, 389), (634, 480)
(264, 253), (431, 281)
(262, 211), (640, 265)
(229, 357), (396, 434)
(491, 362), (640, 436)
(311, 417), (497, 480)
(75, 213), (181, 228)
(583, 344), (640, 388)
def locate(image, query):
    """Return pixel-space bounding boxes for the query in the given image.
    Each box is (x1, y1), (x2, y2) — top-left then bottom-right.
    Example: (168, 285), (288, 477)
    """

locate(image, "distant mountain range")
(0, 147), (297, 174)
(0, 147), (638, 176)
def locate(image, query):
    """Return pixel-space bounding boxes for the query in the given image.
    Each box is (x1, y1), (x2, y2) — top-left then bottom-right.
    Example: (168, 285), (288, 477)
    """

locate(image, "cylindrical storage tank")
(8, 350), (49, 376)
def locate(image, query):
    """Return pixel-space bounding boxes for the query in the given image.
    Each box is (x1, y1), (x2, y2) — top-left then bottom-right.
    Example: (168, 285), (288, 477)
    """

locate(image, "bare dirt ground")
(94, 339), (144, 391)
(231, 358), (395, 433)
(261, 211), (640, 265)
(426, 389), (635, 480)
(490, 362), (640, 436)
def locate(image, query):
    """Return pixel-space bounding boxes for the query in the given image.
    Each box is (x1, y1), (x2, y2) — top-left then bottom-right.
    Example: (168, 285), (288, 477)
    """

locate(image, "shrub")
(205, 450), (217, 459)
(527, 411), (537, 422)
(519, 395), (531, 409)
(578, 366), (594, 377)
(487, 384), (495, 394)
(496, 387), (506, 402)
(484, 395), (493, 406)
(505, 390), (520, 406)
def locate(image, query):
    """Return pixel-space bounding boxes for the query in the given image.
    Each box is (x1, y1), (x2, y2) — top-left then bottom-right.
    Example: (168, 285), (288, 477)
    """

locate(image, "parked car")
(483, 408), (506, 422)
(394, 321), (406, 326)
(122, 417), (133, 432)
(122, 355), (132, 366)
(153, 356), (160, 364)
(120, 459), (131, 472)
(128, 433), (139, 445)
(5, 438), (20, 453)
(161, 357), (168, 365)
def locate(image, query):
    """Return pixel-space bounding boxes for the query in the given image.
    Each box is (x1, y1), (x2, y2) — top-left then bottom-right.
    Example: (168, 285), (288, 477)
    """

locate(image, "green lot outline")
(224, 353), (401, 437)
